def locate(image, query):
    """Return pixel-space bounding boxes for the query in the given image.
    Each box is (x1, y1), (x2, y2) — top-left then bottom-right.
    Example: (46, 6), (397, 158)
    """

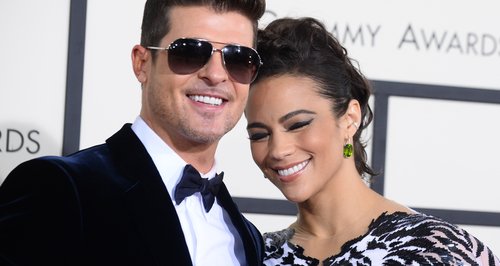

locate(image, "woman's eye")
(288, 119), (313, 131)
(248, 132), (269, 141)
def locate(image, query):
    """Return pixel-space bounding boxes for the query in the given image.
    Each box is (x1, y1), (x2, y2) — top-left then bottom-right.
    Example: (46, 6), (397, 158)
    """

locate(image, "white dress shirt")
(131, 117), (246, 266)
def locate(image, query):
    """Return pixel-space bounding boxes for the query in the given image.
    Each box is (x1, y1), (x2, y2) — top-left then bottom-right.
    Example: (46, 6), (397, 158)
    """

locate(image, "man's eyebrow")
(279, 109), (316, 123)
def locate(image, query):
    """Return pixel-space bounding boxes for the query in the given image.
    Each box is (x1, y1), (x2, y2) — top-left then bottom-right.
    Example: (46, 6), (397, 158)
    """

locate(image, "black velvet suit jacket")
(0, 124), (264, 266)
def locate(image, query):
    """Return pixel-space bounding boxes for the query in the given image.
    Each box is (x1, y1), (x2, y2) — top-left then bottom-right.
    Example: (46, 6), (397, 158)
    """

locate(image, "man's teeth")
(190, 95), (223, 106)
(277, 161), (308, 176)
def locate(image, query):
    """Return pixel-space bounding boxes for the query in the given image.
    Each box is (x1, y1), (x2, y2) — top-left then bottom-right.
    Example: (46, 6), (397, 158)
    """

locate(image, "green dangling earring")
(343, 136), (353, 158)
(343, 121), (358, 158)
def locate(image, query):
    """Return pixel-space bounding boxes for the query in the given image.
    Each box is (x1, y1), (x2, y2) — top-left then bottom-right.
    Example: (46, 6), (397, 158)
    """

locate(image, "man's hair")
(140, 0), (266, 48)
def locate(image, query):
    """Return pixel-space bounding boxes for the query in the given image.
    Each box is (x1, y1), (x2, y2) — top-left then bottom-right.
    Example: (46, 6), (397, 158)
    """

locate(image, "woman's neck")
(290, 175), (390, 260)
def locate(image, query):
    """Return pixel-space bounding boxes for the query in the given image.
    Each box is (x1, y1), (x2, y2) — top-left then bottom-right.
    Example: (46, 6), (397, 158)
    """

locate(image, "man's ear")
(131, 45), (149, 83)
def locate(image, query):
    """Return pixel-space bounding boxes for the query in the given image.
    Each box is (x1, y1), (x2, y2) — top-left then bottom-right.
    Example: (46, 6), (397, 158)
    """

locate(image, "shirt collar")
(131, 116), (218, 197)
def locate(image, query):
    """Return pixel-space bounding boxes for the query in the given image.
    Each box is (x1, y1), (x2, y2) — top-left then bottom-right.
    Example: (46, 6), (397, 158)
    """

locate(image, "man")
(0, 0), (266, 265)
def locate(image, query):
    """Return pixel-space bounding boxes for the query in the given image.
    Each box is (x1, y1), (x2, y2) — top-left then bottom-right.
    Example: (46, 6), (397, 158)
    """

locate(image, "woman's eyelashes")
(248, 118), (314, 141)
(287, 118), (313, 131)
(248, 131), (269, 141)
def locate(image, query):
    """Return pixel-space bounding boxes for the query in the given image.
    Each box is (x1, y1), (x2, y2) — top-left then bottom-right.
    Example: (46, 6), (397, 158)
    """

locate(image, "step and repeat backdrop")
(1, 0), (500, 253)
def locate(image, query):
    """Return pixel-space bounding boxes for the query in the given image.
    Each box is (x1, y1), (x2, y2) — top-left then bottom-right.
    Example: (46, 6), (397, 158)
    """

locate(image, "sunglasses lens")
(223, 46), (261, 84)
(168, 39), (212, 74)
(166, 38), (261, 84)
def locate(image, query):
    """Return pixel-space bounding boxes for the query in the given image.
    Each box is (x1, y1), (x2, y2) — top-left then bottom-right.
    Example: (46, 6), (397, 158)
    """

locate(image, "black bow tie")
(174, 164), (224, 212)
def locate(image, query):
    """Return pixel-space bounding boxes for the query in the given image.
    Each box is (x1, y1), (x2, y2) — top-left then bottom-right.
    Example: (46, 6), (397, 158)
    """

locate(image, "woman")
(245, 17), (500, 265)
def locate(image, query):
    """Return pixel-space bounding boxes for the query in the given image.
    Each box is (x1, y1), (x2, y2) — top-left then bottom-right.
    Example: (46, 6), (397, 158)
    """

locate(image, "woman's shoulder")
(370, 211), (473, 241)
(370, 210), (457, 232)
(357, 211), (500, 265)
(263, 227), (294, 249)
(263, 228), (319, 265)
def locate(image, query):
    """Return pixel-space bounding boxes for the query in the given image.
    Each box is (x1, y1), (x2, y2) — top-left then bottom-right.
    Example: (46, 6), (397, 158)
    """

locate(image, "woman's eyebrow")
(279, 109), (316, 123)
(247, 109), (316, 129)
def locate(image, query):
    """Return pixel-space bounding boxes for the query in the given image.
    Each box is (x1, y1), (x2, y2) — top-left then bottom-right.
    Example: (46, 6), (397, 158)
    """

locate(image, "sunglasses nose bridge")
(211, 47), (225, 63)
(208, 47), (229, 73)
(197, 46), (230, 83)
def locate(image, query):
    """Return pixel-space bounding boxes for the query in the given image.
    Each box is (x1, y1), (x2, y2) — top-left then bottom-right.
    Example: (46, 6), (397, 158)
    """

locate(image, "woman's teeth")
(277, 160), (308, 176)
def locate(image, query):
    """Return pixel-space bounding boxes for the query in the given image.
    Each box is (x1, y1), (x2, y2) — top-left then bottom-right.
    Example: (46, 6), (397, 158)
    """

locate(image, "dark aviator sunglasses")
(148, 38), (262, 84)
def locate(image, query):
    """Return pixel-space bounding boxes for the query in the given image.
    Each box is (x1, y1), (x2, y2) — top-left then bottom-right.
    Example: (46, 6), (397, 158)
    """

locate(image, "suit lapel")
(217, 184), (263, 266)
(106, 124), (192, 265)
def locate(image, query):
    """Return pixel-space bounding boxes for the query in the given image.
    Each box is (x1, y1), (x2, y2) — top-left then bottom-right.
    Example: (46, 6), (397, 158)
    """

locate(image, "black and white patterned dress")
(263, 212), (500, 265)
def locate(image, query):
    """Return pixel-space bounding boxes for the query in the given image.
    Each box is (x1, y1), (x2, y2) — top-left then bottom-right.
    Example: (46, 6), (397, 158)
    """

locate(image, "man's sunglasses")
(148, 38), (262, 84)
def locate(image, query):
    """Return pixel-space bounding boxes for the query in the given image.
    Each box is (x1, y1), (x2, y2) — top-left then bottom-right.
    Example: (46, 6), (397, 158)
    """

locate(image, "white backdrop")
(0, 1), (69, 183)
(1, 0), (499, 254)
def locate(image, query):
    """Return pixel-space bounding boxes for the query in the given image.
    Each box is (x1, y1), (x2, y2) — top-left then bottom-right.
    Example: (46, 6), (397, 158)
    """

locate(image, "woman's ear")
(131, 45), (149, 84)
(345, 99), (361, 134)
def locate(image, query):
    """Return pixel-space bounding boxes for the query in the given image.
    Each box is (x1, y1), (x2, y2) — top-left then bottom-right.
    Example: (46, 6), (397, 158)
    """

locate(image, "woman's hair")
(140, 0), (266, 48)
(254, 17), (376, 177)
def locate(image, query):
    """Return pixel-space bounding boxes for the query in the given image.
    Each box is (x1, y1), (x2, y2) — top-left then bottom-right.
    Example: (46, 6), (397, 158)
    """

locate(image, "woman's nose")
(268, 134), (295, 161)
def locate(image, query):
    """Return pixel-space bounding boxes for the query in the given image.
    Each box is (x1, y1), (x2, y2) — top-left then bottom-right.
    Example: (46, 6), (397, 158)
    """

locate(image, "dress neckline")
(285, 211), (417, 264)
